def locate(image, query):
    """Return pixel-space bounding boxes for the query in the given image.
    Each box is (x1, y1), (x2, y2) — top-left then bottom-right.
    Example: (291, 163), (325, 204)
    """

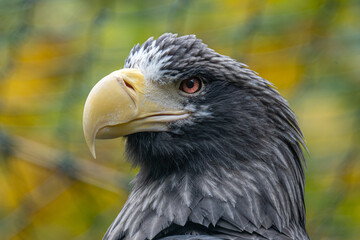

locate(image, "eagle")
(82, 33), (309, 240)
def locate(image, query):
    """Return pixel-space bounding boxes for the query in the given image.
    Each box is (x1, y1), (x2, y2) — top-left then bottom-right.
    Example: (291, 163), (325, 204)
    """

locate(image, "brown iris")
(179, 78), (202, 94)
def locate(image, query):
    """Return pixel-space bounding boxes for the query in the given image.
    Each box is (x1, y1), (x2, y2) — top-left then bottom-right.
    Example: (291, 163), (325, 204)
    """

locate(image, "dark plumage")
(102, 33), (309, 240)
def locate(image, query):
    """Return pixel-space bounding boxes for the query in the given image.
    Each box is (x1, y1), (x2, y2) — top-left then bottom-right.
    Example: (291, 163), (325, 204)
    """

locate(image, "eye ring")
(179, 78), (203, 95)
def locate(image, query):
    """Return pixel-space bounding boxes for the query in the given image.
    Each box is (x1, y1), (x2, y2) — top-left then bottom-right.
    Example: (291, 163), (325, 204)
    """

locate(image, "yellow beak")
(83, 69), (189, 158)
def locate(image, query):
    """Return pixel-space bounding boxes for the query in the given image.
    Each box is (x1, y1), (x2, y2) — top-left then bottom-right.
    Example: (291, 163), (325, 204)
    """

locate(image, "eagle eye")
(179, 78), (202, 94)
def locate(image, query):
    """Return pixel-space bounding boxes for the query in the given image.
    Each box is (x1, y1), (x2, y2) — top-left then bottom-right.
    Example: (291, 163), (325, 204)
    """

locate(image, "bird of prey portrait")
(83, 33), (309, 240)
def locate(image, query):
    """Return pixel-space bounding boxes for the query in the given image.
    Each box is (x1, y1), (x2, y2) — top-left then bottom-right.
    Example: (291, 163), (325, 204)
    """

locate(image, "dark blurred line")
(0, 0), (36, 82)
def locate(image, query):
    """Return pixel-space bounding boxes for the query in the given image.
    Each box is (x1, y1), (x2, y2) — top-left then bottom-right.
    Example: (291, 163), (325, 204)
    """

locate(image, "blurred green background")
(0, 0), (359, 239)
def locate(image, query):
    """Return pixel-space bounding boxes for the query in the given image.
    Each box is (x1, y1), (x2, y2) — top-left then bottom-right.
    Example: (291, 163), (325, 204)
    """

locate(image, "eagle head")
(83, 33), (308, 240)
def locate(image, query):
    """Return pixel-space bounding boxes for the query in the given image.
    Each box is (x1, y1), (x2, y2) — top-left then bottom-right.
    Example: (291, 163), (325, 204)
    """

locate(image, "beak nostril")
(116, 77), (136, 92)
(124, 80), (135, 91)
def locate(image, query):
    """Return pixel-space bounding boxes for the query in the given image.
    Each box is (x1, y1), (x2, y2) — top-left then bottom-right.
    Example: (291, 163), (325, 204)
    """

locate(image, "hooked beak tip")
(84, 131), (97, 159)
(90, 146), (96, 159)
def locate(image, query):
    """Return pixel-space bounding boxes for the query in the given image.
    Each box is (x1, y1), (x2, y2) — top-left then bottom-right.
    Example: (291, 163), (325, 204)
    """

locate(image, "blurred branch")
(11, 135), (130, 193)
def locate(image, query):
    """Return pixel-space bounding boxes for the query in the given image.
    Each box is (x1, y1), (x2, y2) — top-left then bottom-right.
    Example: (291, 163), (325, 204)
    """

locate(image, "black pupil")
(186, 79), (195, 89)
